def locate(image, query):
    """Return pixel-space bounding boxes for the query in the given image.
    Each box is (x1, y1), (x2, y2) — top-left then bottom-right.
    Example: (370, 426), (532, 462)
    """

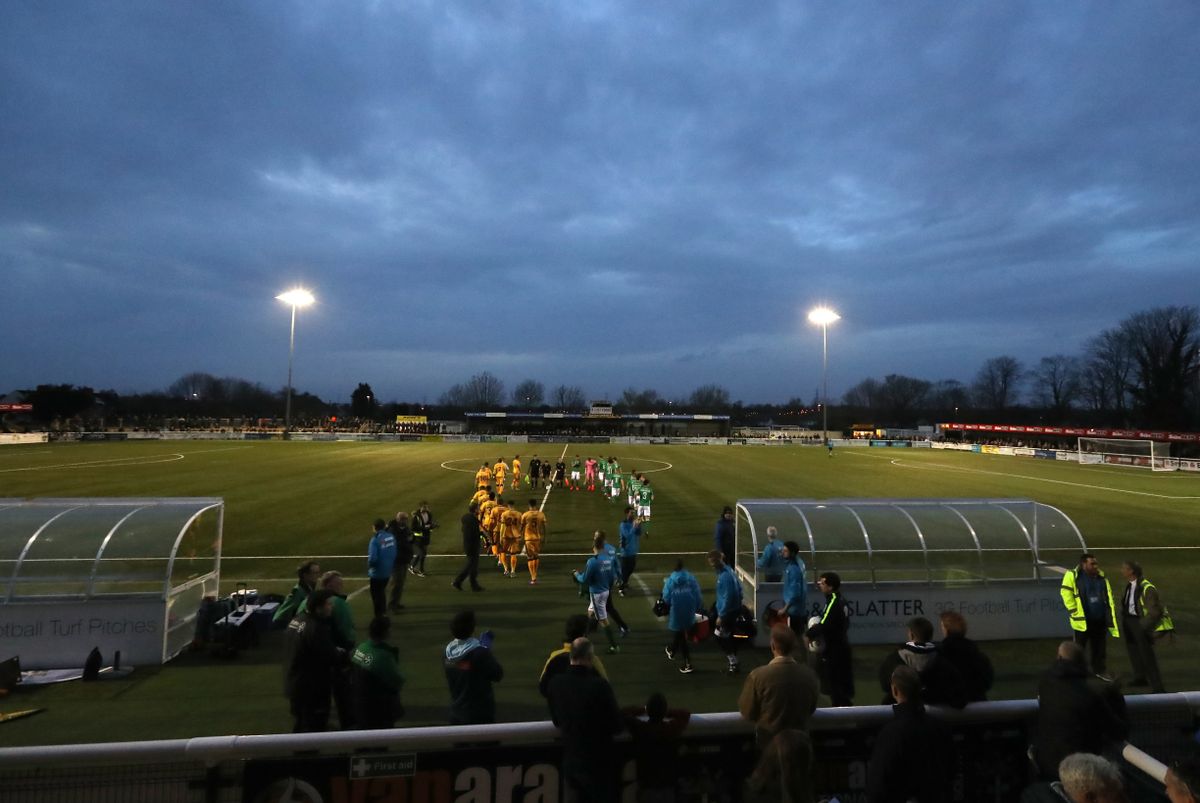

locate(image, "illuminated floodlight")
(277, 287), (316, 430)
(276, 288), (315, 308)
(807, 306), (840, 326)
(807, 305), (841, 450)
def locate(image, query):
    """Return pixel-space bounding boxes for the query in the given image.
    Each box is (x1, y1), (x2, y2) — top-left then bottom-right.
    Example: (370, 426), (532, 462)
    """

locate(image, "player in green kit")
(627, 471), (642, 507)
(615, 459), (628, 502)
(636, 479), (654, 532)
(569, 456), (582, 490)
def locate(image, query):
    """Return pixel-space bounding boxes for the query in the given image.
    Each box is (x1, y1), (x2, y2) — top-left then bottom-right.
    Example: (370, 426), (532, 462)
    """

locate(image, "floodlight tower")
(276, 287), (315, 431)
(807, 306), (840, 449)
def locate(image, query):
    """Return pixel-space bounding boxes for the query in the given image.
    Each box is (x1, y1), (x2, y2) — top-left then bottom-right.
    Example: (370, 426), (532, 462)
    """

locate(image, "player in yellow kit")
(521, 498), (547, 584)
(487, 496), (506, 561)
(500, 503), (525, 576)
(478, 493), (499, 555)
(474, 463), (492, 490)
(511, 455), (522, 489)
(493, 458), (508, 496)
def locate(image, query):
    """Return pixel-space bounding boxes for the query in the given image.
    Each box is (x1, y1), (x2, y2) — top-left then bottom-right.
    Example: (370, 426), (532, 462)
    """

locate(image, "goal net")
(1077, 437), (1176, 472)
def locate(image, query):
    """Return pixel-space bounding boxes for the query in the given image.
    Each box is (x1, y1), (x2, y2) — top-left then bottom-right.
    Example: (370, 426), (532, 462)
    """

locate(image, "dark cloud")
(3, 2), (1199, 403)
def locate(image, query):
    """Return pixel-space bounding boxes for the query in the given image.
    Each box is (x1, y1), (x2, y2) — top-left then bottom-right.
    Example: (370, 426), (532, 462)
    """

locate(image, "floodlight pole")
(276, 288), (314, 433)
(807, 306), (840, 451)
(820, 320), (830, 443)
(285, 303), (297, 431)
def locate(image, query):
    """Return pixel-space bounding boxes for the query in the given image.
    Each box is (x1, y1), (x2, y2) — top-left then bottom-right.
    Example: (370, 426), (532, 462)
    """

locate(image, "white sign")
(0, 599), (165, 669)
(0, 433), (48, 445)
(751, 581), (1067, 646)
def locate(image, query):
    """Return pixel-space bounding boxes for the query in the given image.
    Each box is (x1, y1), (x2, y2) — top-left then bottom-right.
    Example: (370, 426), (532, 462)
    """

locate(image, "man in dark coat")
(937, 611), (994, 703)
(1032, 641), (1128, 781)
(443, 609), (503, 724)
(878, 617), (967, 709)
(547, 638), (624, 803)
(386, 512), (414, 612)
(866, 665), (955, 803)
(284, 589), (345, 733)
(713, 505), (736, 568)
(452, 502), (485, 592)
(808, 571), (854, 706)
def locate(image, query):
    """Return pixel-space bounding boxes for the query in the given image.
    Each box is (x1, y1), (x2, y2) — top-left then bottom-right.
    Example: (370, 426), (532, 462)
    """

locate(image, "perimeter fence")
(2, 693), (1197, 802)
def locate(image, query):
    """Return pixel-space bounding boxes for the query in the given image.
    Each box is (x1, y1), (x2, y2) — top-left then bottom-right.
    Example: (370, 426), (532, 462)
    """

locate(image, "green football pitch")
(1, 440), (1197, 747)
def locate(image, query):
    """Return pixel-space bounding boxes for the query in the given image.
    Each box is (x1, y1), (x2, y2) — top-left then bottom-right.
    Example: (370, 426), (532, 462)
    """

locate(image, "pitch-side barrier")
(2, 693), (1196, 802)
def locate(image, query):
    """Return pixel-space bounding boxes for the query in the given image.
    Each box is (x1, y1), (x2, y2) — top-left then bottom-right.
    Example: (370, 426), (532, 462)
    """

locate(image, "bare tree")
(351, 382), (378, 418)
(618, 387), (661, 412)
(550, 384), (587, 411)
(1031, 355), (1082, 416)
(1082, 328), (1134, 419)
(459, 372), (505, 409)
(841, 377), (881, 409)
(877, 374), (931, 420)
(928, 379), (969, 414)
(167, 372), (222, 400)
(972, 356), (1023, 410)
(1120, 306), (1200, 429)
(688, 384), (731, 412)
(511, 379), (544, 409)
(439, 383), (466, 408)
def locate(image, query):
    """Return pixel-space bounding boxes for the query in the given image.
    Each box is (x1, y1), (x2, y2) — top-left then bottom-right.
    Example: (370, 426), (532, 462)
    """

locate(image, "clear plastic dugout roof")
(735, 498), (1086, 586)
(0, 498), (223, 602)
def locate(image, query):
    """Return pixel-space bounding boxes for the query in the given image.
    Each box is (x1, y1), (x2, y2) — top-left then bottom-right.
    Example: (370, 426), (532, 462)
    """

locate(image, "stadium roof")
(465, 412), (730, 421)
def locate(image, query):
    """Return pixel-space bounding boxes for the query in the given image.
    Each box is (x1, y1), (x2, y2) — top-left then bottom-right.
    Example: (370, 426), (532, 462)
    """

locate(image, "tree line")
(7, 306), (1196, 431)
(840, 305), (1200, 429)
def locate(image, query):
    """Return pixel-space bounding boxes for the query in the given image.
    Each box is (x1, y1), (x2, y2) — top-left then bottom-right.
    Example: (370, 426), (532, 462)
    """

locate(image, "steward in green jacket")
(272, 560), (320, 627)
(351, 616), (405, 729)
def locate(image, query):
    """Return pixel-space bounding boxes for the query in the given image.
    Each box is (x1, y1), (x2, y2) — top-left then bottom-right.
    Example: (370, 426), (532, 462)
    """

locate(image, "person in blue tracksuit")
(574, 534), (621, 654)
(662, 560), (703, 674)
(782, 540), (808, 642)
(757, 526), (785, 582)
(708, 550), (744, 675)
(596, 531), (630, 635)
(367, 519), (397, 617)
(617, 507), (644, 594)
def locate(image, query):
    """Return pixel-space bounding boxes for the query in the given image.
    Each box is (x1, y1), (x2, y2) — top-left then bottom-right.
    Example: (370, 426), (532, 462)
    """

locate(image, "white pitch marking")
(0, 453), (186, 473)
(868, 452), (1200, 501)
(633, 573), (668, 629)
(539, 443), (570, 512)
(629, 458), (673, 474)
(439, 457), (479, 474)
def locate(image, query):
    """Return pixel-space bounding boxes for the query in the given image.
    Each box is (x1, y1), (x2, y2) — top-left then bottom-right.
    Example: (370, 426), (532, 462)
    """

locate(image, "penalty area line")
(845, 449), (1200, 501)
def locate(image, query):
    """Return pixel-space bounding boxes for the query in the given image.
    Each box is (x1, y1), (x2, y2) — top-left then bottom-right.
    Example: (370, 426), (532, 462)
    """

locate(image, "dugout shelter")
(735, 498), (1086, 646)
(0, 497), (222, 669)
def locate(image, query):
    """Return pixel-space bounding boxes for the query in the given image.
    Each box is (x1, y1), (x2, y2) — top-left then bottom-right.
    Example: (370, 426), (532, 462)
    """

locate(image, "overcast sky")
(3, 2), (1199, 405)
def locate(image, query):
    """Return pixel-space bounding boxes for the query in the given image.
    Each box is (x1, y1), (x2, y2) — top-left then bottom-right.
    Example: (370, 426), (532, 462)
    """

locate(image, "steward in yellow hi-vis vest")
(1060, 553), (1118, 678)
(1119, 560), (1174, 693)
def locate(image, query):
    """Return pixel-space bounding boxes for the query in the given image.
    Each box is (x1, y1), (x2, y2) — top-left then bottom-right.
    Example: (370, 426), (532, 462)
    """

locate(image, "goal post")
(1077, 437), (1176, 472)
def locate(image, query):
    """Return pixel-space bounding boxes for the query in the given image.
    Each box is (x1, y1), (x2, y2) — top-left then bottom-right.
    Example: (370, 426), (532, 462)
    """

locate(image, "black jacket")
(284, 614), (341, 703)
(938, 633), (994, 703)
(547, 665), (624, 775)
(412, 508), (435, 540)
(878, 642), (968, 709)
(387, 521), (414, 560)
(867, 700), (955, 803)
(444, 638), (503, 725)
(1033, 659), (1128, 779)
(460, 513), (482, 554)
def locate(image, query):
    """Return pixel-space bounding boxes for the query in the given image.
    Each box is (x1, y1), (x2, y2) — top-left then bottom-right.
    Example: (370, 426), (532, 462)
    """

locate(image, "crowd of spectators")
(258, 508), (1190, 801)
